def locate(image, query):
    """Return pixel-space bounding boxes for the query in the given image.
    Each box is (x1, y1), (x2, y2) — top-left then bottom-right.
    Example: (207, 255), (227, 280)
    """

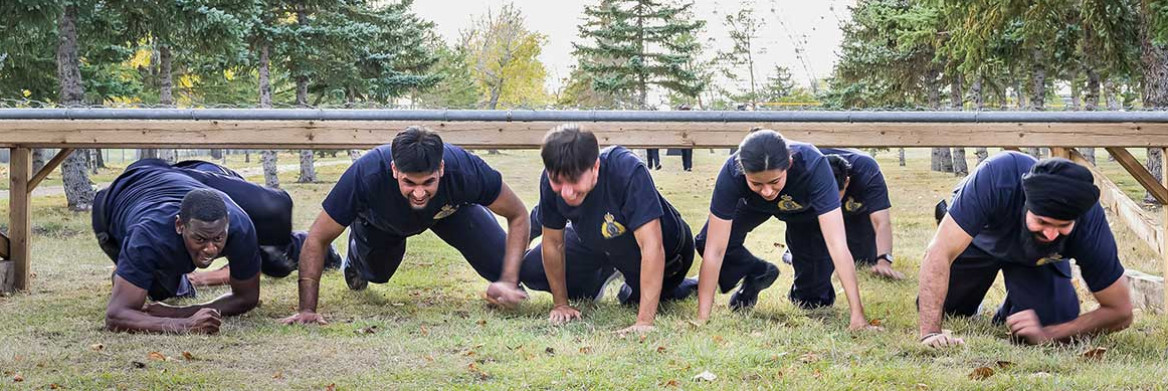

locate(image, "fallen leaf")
(476, 319), (487, 326)
(639, 334), (647, 343)
(915, 384), (928, 390)
(272, 372), (283, 379)
(693, 370), (717, 382)
(996, 361), (1014, 369)
(579, 346), (593, 354)
(12, 374), (23, 382)
(712, 335), (724, 344)
(869, 318), (882, 327)
(355, 325), (378, 335)
(50, 383), (60, 389)
(1081, 347), (1108, 360)
(420, 325), (429, 336)
(181, 351), (195, 361)
(464, 350), (476, 357)
(544, 347), (555, 356)
(90, 343), (104, 351)
(325, 383), (336, 391)
(662, 379), (680, 387)
(131, 361), (146, 369)
(799, 352), (820, 363)
(147, 352), (166, 361)
(423, 355), (434, 362)
(969, 367), (994, 380)
(656, 346), (667, 353)
(813, 369), (823, 379)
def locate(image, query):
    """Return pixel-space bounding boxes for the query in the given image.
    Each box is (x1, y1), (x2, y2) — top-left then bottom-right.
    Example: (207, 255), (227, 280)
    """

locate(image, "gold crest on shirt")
(844, 197), (863, 212)
(777, 194), (804, 211)
(1035, 253), (1065, 266)
(433, 204), (459, 220)
(601, 212), (627, 239)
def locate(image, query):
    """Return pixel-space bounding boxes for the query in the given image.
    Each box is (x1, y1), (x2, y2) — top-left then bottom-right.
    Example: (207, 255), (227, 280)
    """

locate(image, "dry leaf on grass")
(181, 351), (195, 361)
(272, 372), (283, 379)
(1081, 347), (1108, 360)
(355, 325), (378, 335)
(969, 366), (994, 380)
(662, 379), (680, 387)
(50, 383), (60, 389)
(712, 335), (724, 344)
(579, 346), (593, 354)
(476, 319), (487, 326)
(325, 383), (336, 391)
(420, 326), (429, 336)
(656, 346), (667, 353)
(12, 374), (22, 383)
(90, 343), (104, 351)
(869, 318), (882, 327)
(131, 361), (146, 369)
(799, 352), (820, 363)
(147, 352), (167, 361)
(996, 361), (1013, 369)
(693, 370), (717, 382)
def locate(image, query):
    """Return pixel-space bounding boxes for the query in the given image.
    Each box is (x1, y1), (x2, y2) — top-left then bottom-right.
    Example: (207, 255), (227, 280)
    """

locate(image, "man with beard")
(282, 126), (545, 325)
(918, 152), (1133, 348)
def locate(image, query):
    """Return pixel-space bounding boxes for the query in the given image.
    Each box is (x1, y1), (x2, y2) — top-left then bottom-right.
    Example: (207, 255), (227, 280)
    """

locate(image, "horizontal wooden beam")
(27, 148), (74, 191)
(1071, 149), (1163, 257)
(3, 120), (1168, 148)
(1105, 147), (1168, 204)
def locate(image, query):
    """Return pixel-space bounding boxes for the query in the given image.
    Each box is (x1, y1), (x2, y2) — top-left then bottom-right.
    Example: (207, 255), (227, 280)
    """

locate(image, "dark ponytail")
(736, 129), (791, 173)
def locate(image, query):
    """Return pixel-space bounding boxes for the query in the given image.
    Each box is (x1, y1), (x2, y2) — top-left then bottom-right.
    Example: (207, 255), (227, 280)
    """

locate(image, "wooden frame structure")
(1, 110), (1166, 309)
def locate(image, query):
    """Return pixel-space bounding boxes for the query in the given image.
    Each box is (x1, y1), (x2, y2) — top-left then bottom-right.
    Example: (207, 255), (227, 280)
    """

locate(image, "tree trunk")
(1015, 79), (1026, 109)
(927, 65), (948, 172)
(57, 4), (95, 211)
(897, 148), (905, 167)
(348, 149), (362, 162)
(975, 148), (989, 164)
(970, 76), (983, 110)
(952, 148), (968, 176)
(210, 149), (223, 160)
(1081, 66), (1101, 164)
(245, 150), (250, 163)
(1148, 149), (1164, 204)
(261, 150), (279, 188)
(159, 43), (174, 106)
(938, 148), (954, 173)
(157, 149), (176, 164)
(1105, 79), (1121, 110)
(1138, 0), (1168, 203)
(32, 149), (46, 174)
(297, 150), (316, 183)
(94, 148), (105, 168)
(949, 73), (965, 175)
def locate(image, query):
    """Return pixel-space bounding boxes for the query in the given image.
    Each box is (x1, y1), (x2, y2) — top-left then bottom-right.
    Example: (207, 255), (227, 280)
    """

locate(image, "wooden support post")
(3, 147), (32, 293)
(28, 148), (74, 191)
(1162, 147), (1168, 312)
(1105, 147), (1168, 204)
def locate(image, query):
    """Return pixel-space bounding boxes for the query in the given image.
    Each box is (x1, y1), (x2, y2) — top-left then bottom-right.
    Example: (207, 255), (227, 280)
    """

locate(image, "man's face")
(744, 168), (790, 202)
(548, 160), (600, 207)
(1024, 211), (1076, 244)
(393, 162), (443, 210)
(176, 217), (229, 268)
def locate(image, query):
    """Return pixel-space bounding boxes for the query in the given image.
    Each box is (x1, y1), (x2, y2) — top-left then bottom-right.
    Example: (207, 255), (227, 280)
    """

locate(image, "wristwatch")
(876, 253), (893, 264)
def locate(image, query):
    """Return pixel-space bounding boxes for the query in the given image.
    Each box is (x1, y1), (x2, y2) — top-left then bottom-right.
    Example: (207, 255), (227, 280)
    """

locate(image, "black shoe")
(617, 283), (635, 306)
(669, 278), (699, 301)
(324, 244), (343, 270)
(342, 258), (367, 291)
(728, 262), (779, 311)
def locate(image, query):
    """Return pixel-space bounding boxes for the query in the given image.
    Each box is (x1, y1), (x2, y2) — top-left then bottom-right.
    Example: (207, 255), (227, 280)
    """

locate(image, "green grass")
(1, 148), (1167, 390)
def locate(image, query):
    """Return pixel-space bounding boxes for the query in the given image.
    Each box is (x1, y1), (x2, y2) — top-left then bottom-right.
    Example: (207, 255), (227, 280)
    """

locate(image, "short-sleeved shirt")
(539, 146), (686, 260)
(101, 160), (261, 299)
(820, 148), (891, 218)
(321, 144), (503, 236)
(946, 152), (1124, 292)
(709, 141), (841, 223)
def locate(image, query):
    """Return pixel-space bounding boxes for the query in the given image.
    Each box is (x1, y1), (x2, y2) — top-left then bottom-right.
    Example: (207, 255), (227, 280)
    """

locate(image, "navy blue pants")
(941, 251), (1080, 326)
(844, 213), (878, 265)
(696, 202), (836, 309)
(345, 204), (554, 291)
(646, 149), (661, 168)
(525, 206), (694, 302)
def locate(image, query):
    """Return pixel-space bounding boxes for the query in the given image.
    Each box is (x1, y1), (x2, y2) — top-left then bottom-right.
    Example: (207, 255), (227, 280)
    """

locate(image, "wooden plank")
(27, 148), (74, 191)
(1105, 147), (1168, 204)
(4, 120), (1168, 148)
(1003, 147), (1022, 152)
(0, 232), (8, 259)
(1161, 147), (1168, 312)
(6, 148), (31, 293)
(1050, 147), (1071, 159)
(1070, 149), (1164, 256)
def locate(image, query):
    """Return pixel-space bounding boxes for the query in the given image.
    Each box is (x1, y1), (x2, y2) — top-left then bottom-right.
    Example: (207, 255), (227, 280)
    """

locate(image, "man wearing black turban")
(916, 152), (1133, 349)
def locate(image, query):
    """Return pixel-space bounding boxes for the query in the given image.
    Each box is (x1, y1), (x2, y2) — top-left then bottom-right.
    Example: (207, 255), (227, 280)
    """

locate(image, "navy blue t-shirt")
(820, 148), (891, 218)
(539, 146), (685, 260)
(322, 144), (503, 236)
(710, 141), (841, 222)
(102, 160), (261, 298)
(946, 152), (1125, 292)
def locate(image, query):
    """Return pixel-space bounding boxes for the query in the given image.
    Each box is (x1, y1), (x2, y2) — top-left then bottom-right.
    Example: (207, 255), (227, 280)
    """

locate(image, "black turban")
(1021, 158), (1100, 221)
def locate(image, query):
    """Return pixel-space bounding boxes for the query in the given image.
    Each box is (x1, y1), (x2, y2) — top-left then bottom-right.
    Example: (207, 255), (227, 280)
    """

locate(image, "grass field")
(1, 147), (1167, 390)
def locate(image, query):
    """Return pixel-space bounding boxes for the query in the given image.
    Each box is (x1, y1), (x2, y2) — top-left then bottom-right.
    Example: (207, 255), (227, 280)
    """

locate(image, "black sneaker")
(617, 283), (635, 306)
(728, 262), (779, 311)
(324, 244), (343, 270)
(342, 258), (367, 291)
(669, 278), (699, 301)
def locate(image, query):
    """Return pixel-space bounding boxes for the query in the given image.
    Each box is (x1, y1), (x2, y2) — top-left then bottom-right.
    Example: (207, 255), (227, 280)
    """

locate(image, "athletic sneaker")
(728, 262), (780, 311)
(593, 268), (621, 302)
(342, 257), (367, 291)
(669, 278), (700, 301)
(781, 248), (793, 265)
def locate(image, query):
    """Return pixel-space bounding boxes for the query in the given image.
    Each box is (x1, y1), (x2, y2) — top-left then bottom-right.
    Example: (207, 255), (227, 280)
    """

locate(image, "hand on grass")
(548, 304), (581, 325)
(281, 310), (328, 326)
(921, 330), (965, 349)
(1006, 310), (1051, 345)
(186, 308), (222, 334)
(849, 317), (883, 332)
(616, 322), (655, 335)
(484, 281), (528, 309)
(869, 259), (904, 280)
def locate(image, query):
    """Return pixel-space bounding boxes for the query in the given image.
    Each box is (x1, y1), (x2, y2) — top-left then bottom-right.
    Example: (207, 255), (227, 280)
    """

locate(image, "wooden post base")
(0, 260), (14, 295)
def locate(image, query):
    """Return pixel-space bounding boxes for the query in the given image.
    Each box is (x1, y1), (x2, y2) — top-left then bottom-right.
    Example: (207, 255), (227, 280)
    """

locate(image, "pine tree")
(573, 0), (706, 109)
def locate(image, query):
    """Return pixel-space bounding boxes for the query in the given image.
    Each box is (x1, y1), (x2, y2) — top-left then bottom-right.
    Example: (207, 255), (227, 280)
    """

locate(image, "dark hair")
(391, 126), (445, 174)
(825, 154), (851, 191)
(541, 123), (599, 180)
(179, 189), (228, 224)
(736, 129), (791, 173)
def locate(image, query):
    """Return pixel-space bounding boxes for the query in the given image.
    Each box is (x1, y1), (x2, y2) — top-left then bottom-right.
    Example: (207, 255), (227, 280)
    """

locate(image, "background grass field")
(1, 148), (1167, 390)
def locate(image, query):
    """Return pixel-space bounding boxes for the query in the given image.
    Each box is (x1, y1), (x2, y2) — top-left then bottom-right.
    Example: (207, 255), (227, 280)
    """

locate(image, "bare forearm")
(297, 240), (327, 312)
(917, 252), (951, 336)
(636, 250), (665, 325)
(107, 308), (190, 333)
(1045, 306), (1133, 342)
(828, 245), (864, 318)
(499, 217), (529, 284)
(874, 217), (893, 256)
(541, 240), (570, 306)
(696, 248), (724, 320)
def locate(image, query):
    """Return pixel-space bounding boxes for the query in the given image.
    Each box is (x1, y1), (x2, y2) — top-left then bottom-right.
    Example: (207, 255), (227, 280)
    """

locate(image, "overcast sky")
(414, 0), (855, 100)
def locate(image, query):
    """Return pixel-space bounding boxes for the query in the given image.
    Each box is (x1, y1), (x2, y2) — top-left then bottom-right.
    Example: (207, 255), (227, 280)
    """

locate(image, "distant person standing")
(677, 104), (694, 171)
(646, 148), (662, 170)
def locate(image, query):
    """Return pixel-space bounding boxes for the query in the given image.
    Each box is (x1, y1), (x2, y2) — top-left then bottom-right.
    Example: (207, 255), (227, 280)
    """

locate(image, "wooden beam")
(1003, 147), (1022, 152)
(1161, 147), (1168, 312)
(27, 148), (74, 191)
(4, 120), (1168, 148)
(1105, 147), (1168, 204)
(5, 148), (31, 293)
(1070, 149), (1163, 256)
(1050, 147), (1072, 159)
